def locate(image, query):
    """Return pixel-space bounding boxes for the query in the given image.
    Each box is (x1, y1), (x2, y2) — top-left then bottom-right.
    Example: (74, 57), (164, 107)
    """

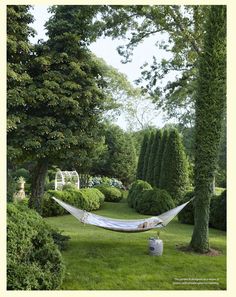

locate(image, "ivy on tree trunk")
(190, 5), (226, 253)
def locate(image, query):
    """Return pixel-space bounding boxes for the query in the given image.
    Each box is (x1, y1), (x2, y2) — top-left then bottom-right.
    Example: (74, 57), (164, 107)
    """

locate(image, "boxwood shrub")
(80, 188), (105, 207)
(127, 180), (152, 208)
(209, 190), (226, 231)
(42, 188), (104, 217)
(95, 185), (122, 202)
(7, 203), (65, 290)
(136, 188), (175, 215)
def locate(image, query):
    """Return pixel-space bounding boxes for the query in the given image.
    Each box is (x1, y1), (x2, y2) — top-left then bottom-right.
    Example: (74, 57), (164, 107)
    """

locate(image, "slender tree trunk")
(190, 6), (226, 253)
(29, 158), (48, 213)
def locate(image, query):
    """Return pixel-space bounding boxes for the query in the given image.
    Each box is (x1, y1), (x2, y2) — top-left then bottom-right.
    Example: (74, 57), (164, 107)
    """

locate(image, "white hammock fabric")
(52, 197), (191, 233)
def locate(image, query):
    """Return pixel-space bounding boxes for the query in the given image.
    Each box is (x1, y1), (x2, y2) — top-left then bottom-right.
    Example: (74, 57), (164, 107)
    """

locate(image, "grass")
(45, 199), (226, 290)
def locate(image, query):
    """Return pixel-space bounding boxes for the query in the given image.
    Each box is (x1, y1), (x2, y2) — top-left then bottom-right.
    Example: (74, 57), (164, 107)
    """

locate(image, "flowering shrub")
(88, 176), (124, 189)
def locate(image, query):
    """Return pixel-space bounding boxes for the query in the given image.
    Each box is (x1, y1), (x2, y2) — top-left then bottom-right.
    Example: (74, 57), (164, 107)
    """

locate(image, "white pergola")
(55, 170), (80, 190)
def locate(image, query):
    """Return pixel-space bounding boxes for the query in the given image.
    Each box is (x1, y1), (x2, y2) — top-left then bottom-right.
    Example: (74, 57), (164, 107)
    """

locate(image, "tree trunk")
(29, 158), (48, 214)
(190, 184), (212, 252)
(189, 6), (226, 253)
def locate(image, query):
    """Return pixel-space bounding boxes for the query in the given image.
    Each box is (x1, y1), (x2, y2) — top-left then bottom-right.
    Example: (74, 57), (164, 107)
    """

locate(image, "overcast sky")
(29, 5), (175, 130)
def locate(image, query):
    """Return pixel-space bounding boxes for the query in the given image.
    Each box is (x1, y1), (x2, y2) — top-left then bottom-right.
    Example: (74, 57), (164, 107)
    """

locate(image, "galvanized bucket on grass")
(148, 237), (163, 256)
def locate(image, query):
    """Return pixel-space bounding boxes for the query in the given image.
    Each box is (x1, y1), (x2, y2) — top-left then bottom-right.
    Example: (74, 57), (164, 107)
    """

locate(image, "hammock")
(52, 196), (192, 233)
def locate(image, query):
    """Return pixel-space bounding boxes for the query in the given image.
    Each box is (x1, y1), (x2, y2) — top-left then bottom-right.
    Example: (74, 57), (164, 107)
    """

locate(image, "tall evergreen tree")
(136, 133), (149, 180)
(7, 6), (109, 212)
(153, 129), (167, 187)
(190, 6), (226, 253)
(159, 128), (189, 202)
(146, 129), (162, 185)
(96, 124), (136, 185)
(7, 5), (35, 147)
(142, 132), (154, 181)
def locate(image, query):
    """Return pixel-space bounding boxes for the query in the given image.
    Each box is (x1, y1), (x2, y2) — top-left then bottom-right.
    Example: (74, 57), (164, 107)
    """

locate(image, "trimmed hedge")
(7, 203), (65, 290)
(178, 190), (226, 231)
(80, 188), (105, 206)
(210, 190), (226, 231)
(136, 188), (175, 215)
(42, 188), (104, 217)
(95, 185), (122, 202)
(127, 180), (152, 208)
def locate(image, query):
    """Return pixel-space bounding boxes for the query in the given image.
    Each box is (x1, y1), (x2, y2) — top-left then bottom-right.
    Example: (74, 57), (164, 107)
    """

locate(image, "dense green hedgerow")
(209, 190), (226, 231)
(95, 185), (122, 202)
(177, 191), (195, 224)
(127, 180), (152, 208)
(178, 190), (226, 231)
(42, 188), (104, 217)
(7, 203), (65, 290)
(136, 188), (175, 215)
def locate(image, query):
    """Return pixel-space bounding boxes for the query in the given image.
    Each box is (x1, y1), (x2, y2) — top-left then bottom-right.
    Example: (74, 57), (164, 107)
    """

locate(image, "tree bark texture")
(29, 158), (48, 214)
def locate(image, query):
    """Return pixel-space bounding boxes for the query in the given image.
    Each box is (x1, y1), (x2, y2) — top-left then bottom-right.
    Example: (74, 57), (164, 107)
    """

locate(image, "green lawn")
(45, 200), (226, 290)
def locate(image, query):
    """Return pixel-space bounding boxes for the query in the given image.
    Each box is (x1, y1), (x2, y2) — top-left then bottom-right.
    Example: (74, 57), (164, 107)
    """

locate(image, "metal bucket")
(148, 237), (163, 256)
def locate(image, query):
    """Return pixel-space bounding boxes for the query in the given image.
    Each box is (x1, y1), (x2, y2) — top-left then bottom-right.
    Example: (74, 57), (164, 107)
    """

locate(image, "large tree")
(98, 4), (226, 253)
(98, 5), (208, 125)
(190, 6), (226, 253)
(7, 6), (111, 212)
(7, 5), (35, 151)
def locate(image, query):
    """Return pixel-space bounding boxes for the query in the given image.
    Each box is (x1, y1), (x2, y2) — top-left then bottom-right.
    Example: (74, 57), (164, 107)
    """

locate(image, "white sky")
(29, 5), (175, 130)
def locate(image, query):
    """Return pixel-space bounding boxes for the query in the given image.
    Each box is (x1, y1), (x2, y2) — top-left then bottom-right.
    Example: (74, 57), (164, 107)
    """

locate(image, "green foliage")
(136, 188), (175, 215)
(62, 183), (78, 191)
(95, 185), (122, 202)
(209, 190), (226, 231)
(142, 132), (154, 181)
(7, 5), (35, 135)
(80, 188), (105, 206)
(7, 170), (17, 202)
(153, 129), (168, 187)
(13, 168), (30, 181)
(42, 188), (104, 217)
(147, 129), (162, 186)
(7, 203), (65, 290)
(127, 180), (152, 209)
(177, 191), (195, 225)
(159, 128), (189, 202)
(50, 229), (71, 251)
(42, 192), (67, 217)
(95, 124), (136, 185)
(99, 5), (208, 125)
(145, 132), (157, 184)
(178, 190), (226, 232)
(190, 6), (226, 252)
(45, 180), (55, 191)
(7, 6), (114, 212)
(136, 132), (149, 180)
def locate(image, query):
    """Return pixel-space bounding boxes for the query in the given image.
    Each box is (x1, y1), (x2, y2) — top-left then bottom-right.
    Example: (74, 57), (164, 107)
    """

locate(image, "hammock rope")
(52, 196), (192, 233)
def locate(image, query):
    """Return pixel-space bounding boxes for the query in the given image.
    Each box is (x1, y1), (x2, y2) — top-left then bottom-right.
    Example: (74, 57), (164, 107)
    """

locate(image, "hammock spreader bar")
(52, 196), (192, 233)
